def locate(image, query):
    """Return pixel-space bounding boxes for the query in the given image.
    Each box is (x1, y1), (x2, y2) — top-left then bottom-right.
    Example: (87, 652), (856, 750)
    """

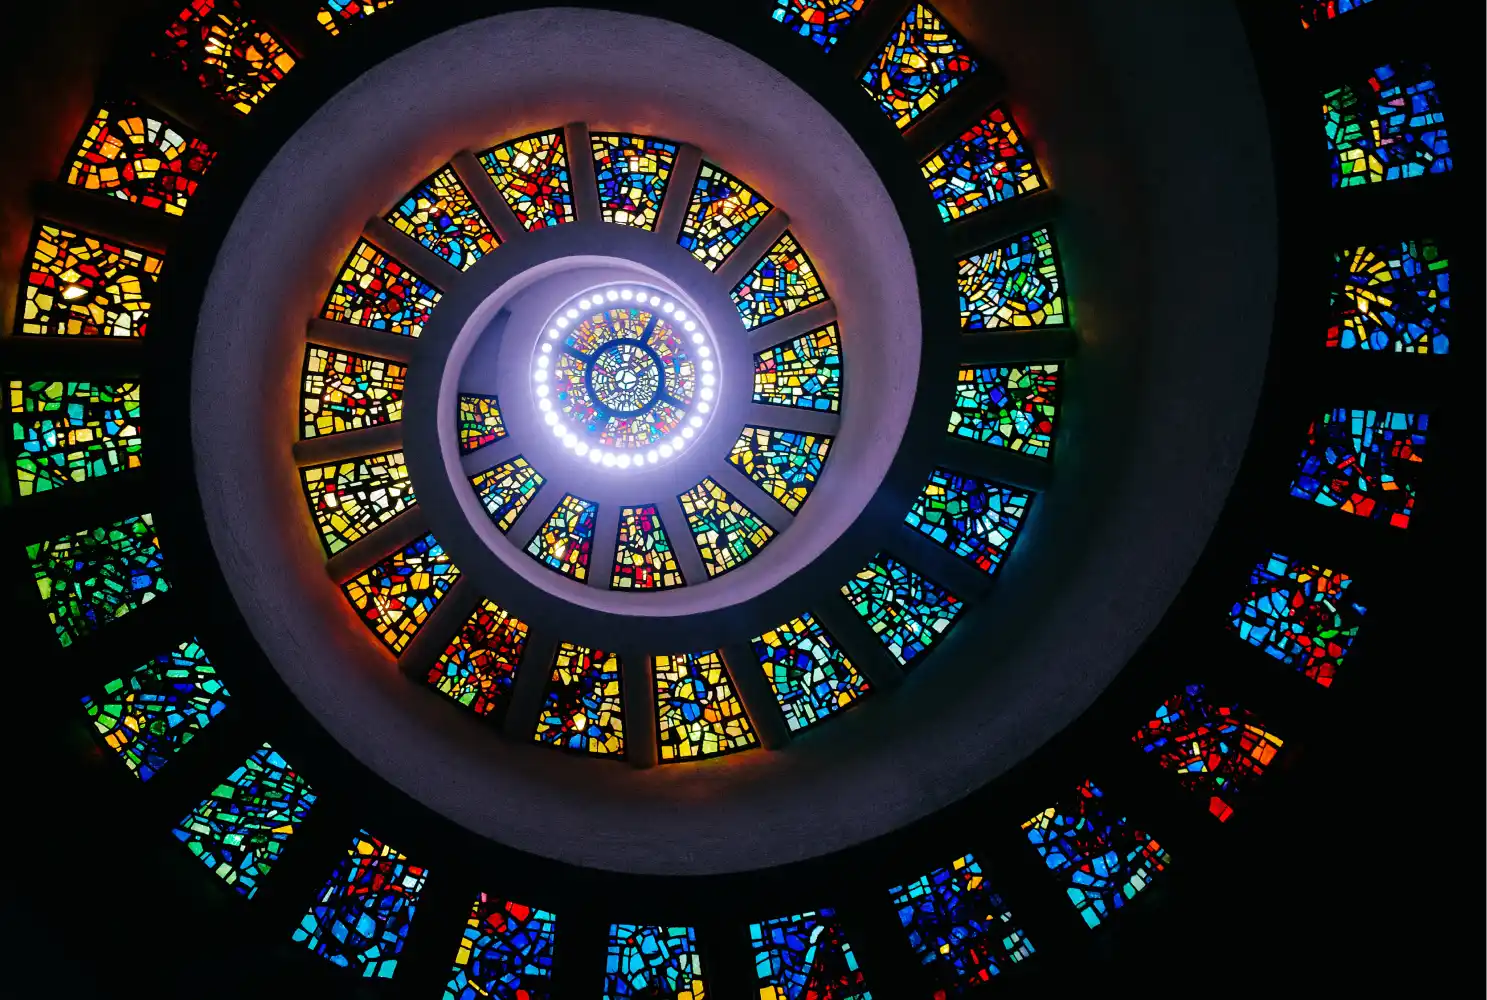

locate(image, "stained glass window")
(9, 380), (142, 496)
(293, 831), (428, 979)
(532, 643), (624, 756)
(301, 345), (406, 438)
(948, 365), (1060, 459)
(444, 894), (557, 1000)
(1288, 408), (1426, 529)
(906, 470), (1031, 576)
(80, 639), (228, 781)
(525, 494), (597, 581)
(612, 504), (685, 590)
(727, 427), (832, 514)
(591, 134), (679, 231)
(889, 853), (1034, 992)
(771, 0), (867, 50)
(678, 163), (773, 270)
(28, 513), (170, 647)
(64, 101), (216, 216)
(427, 599), (529, 720)
(1325, 61), (1451, 187)
(321, 240), (442, 338)
(754, 324), (842, 413)
(749, 910), (872, 1000)
(753, 613), (870, 733)
(1229, 553), (1365, 688)
(470, 457), (546, 533)
(342, 532), (460, 655)
(1022, 779), (1169, 929)
(158, 0), (296, 115)
(1327, 238), (1449, 353)
(923, 107), (1044, 223)
(172, 743), (317, 898)
(458, 394), (507, 454)
(731, 232), (828, 330)
(862, 4), (977, 129)
(654, 651), (757, 762)
(319, 0), (396, 35)
(387, 166), (499, 272)
(841, 554), (963, 668)
(478, 130), (575, 231)
(1134, 684), (1284, 822)
(679, 478), (776, 577)
(17, 222), (163, 338)
(300, 451), (416, 555)
(960, 228), (1066, 329)
(1300, 0), (1377, 28)
(605, 924), (708, 999)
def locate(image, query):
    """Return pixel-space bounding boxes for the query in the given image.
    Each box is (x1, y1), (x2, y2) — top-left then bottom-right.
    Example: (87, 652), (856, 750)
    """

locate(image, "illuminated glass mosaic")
(1134, 684), (1284, 822)
(81, 639), (228, 781)
(1288, 408), (1426, 528)
(444, 894), (557, 1000)
(387, 166), (499, 272)
(294, 831), (428, 979)
(321, 240), (442, 337)
(906, 470), (1031, 576)
(960, 228), (1066, 329)
(862, 4), (977, 129)
(592, 134), (679, 231)
(924, 107), (1045, 223)
(427, 599), (529, 721)
(1301, 0), (1377, 28)
(172, 743), (317, 898)
(301, 346), (406, 438)
(470, 457), (546, 533)
(889, 853), (1034, 992)
(1229, 553), (1365, 688)
(342, 532), (461, 655)
(300, 451), (416, 556)
(680, 478), (776, 578)
(1325, 61), (1451, 187)
(532, 643), (624, 756)
(64, 101), (216, 216)
(1328, 238), (1449, 353)
(754, 324), (842, 413)
(526, 494), (598, 581)
(18, 223), (163, 338)
(612, 504), (685, 590)
(753, 613), (869, 733)
(842, 554), (963, 668)
(729, 428), (832, 514)
(319, 0), (396, 35)
(948, 365), (1060, 459)
(605, 924), (708, 999)
(459, 394), (507, 454)
(478, 130), (575, 231)
(732, 232), (828, 330)
(771, 0), (867, 50)
(9, 380), (142, 496)
(750, 910), (872, 999)
(655, 651), (757, 762)
(28, 513), (170, 647)
(158, 0), (296, 116)
(678, 163), (773, 270)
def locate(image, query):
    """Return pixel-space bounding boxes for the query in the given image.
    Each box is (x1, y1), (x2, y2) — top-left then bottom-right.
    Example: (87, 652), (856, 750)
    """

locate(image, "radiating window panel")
(318, 0), (396, 35)
(678, 163), (773, 270)
(612, 504), (685, 590)
(386, 166), (499, 272)
(1325, 61), (1451, 187)
(342, 532), (460, 655)
(157, 0), (296, 115)
(9, 380), (142, 496)
(889, 853), (1034, 992)
(841, 554), (963, 668)
(752, 612), (869, 733)
(605, 924), (708, 999)
(63, 100), (216, 216)
(80, 638), (229, 781)
(947, 364), (1060, 459)
(1228, 553), (1366, 687)
(17, 222), (163, 338)
(771, 0), (868, 50)
(727, 427), (832, 514)
(679, 477), (776, 578)
(321, 239), (442, 338)
(1300, 0), (1377, 28)
(427, 599), (529, 720)
(28, 513), (170, 647)
(172, 743), (317, 898)
(300, 451), (416, 555)
(959, 228), (1066, 329)
(444, 894), (557, 1000)
(470, 457), (546, 533)
(532, 643), (624, 756)
(749, 910), (872, 999)
(923, 107), (1044, 223)
(753, 323), (842, 413)
(905, 469), (1030, 576)
(654, 651), (757, 762)
(1133, 684), (1284, 822)
(478, 130), (575, 231)
(458, 394), (507, 454)
(591, 133), (679, 231)
(1022, 779), (1169, 929)
(1328, 238), (1449, 353)
(862, 4), (977, 130)
(1288, 408), (1426, 528)
(293, 830), (428, 979)
(526, 494), (598, 581)
(730, 231), (828, 330)
(301, 345), (407, 439)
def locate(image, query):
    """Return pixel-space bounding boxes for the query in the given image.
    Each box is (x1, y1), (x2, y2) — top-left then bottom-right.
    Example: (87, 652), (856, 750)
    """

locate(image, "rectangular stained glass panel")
(10, 380), (142, 496)
(906, 469), (1031, 575)
(525, 494), (598, 581)
(948, 365), (1060, 459)
(959, 228), (1066, 329)
(300, 451), (416, 555)
(923, 107), (1044, 223)
(458, 394), (507, 453)
(771, 0), (867, 50)
(471, 457), (546, 533)
(749, 909), (872, 999)
(592, 133), (679, 231)
(754, 324), (842, 413)
(1300, 0), (1377, 28)
(1229, 552), (1365, 687)
(17, 222), (163, 338)
(321, 239), (442, 338)
(427, 599), (529, 720)
(1327, 238), (1449, 353)
(889, 853), (1034, 992)
(444, 894), (557, 1000)
(532, 643), (625, 756)
(841, 554), (963, 668)
(727, 427), (832, 514)
(654, 651), (757, 762)
(158, 0), (296, 115)
(678, 163), (773, 270)
(387, 166), (499, 271)
(679, 478), (776, 578)
(604, 924), (708, 999)
(862, 4), (978, 129)
(301, 345), (407, 438)
(28, 513), (170, 647)
(64, 100), (216, 216)
(612, 504), (686, 590)
(753, 613), (870, 733)
(478, 130), (575, 231)
(319, 0), (396, 35)
(1287, 408), (1426, 528)
(1325, 61), (1451, 187)
(342, 532), (461, 655)
(731, 232), (828, 330)
(293, 831), (428, 978)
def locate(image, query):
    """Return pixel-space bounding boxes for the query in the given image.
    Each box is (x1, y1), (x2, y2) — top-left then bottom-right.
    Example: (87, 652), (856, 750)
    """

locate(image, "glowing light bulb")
(662, 302), (675, 314)
(660, 444), (674, 458)
(682, 426), (695, 439)
(556, 317), (569, 329)
(617, 454), (632, 468)
(684, 321), (697, 332)
(576, 442), (589, 456)
(674, 434), (688, 448)
(548, 329), (560, 340)
(536, 385), (549, 398)
(539, 398), (553, 412)
(649, 295), (661, 307)
(552, 424), (566, 439)
(702, 373), (716, 387)
(544, 411), (559, 426)
(536, 354), (549, 368)
(675, 310), (687, 322)
(589, 449), (603, 464)
(697, 401), (711, 413)
(689, 415), (703, 428)
(579, 298), (591, 310)
(701, 359), (714, 371)
(566, 308), (580, 319)
(647, 450), (659, 463)
(701, 387), (714, 401)
(605, 290), (618, 302)
(602, 453), (617, 467)
(698, 345), (711, 357)
(691, 333), (705, 345)
(541, 343), (553, 354)
(620, 289), (633, 301)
